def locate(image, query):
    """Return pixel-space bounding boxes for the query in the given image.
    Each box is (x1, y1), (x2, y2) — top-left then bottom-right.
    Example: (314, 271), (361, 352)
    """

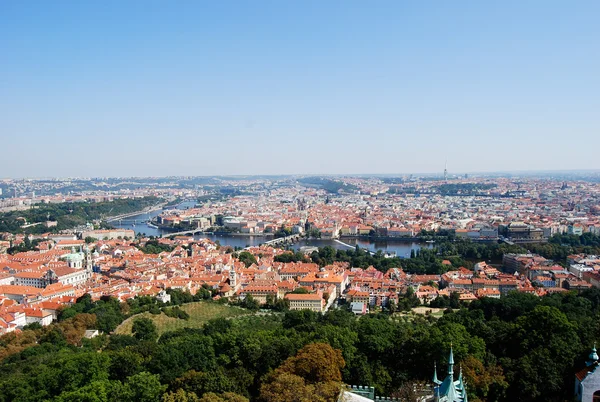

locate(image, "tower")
(229, 267), (237, 289)
(444, 160), (448, 182)
(433, 362), (440, 385)
(84, 245), (93, 279)
(448, 343), (454, 376)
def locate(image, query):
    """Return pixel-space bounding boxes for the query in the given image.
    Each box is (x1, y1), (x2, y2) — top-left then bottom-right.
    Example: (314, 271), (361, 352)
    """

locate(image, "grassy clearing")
(115, 302), (249, 336)
(393, 307), (450, 322)
(411, 306), (446, 318)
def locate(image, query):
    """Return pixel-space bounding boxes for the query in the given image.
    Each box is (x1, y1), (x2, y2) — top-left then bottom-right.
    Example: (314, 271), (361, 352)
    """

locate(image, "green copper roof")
(433, 362), (440, 384)
(588, 343), (599, 365)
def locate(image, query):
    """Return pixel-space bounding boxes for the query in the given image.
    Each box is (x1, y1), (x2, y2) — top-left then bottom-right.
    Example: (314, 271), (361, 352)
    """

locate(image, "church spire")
(448, 344), (455, 376)
(433, 362), (439, 384)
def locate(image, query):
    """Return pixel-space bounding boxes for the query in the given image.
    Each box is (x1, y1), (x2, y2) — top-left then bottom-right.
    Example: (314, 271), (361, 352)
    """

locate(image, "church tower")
(229, 267), (237, 289)
(84, 245), (93, 279)
(433, 345), (468, 402)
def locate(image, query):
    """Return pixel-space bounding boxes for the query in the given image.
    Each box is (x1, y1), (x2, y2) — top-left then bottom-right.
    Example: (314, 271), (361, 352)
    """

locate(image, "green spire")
(587, 343), (599, 366)
(448, 344), (455, 376)
(433, 362), (439, 383)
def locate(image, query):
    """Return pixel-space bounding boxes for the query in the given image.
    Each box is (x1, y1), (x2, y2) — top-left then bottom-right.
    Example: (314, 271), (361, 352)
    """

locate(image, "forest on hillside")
(0, 197), (161, 234)
(1, 288), (599, 402)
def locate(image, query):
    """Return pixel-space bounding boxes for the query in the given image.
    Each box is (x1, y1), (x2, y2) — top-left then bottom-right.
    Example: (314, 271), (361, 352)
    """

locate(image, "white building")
(156, 289), (171, 303)
(575, 346), (600, 401)
(570, 264), (595, 279)
(24, 309), (54, 326)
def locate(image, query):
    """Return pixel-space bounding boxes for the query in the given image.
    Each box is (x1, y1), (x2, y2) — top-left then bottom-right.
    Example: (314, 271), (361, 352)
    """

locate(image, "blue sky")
(1, 1), (599, 178)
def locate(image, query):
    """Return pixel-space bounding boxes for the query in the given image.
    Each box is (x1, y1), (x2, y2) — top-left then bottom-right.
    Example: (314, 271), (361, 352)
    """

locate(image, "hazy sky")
(1, 1), (599, 178)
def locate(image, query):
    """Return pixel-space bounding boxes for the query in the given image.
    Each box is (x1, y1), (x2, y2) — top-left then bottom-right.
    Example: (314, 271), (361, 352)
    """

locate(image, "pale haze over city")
(2, 1), (599, 177)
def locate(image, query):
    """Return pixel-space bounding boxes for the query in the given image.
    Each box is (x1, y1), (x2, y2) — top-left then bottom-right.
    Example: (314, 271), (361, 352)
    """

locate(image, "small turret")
(433, 362), (440, 384)
(587, 343), (599, 366)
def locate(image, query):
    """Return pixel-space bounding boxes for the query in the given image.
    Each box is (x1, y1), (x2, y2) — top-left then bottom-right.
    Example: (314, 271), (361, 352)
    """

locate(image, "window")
(594, 390), (600, 402)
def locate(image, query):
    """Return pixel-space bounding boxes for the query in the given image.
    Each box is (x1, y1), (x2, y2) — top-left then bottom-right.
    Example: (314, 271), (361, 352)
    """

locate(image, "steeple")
(458, 370), (468, 402)
(433, 362), (440, 384)
(434, 345), (467, 402)
(448, 344), (455, 376)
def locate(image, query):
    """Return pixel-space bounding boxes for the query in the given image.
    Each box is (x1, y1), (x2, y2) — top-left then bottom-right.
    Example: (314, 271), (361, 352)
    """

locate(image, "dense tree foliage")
(388, 183), (497, 196)
(274, 251), (311, 263)
(138, 240), (175, 254)
(297, 177), (358, 194)
(236, 251), (258, 268)
(2, 289), (600, 401)
(132, 318), (159, 341)
(260, 343), (344, 402)
(7, 237), (41, 254)
(0, 197), (160, 234)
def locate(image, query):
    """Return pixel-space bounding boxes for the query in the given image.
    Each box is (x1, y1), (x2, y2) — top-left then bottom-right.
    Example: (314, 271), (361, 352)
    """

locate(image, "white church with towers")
(13, 245), (95, 289)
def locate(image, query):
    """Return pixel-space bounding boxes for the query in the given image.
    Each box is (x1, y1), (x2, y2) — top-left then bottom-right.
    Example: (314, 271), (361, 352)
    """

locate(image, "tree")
(241, 295), (260, 311)
(53, 380), (115, 402)
(387, 299), (397, 314)
(198, 393), (248, 402)
(172, 369), (234, 396)
(162, 389), (200, 402)
(22, 322), (42, 331)
(265, 294), (275, 308)
(237, 251), (258, 268)
(89, 296), (125, 333)
(259, 372), (316, 402)
(119, 372), (166, 402)
(461, 355), (507, 402)
(505, 305), (581, 401)
(277, 342), (345, 383)
(132, 317), (158, 342)
(390, 381), (429, 402)
(109, 349), (143, 380)
(273, 298), (290, 311)
(449, 291), (461, 309)
(260, 343), (346, 402)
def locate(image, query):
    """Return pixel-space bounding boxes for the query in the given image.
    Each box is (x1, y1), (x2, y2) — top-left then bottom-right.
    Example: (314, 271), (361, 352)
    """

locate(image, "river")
(112, 202), (429, 257)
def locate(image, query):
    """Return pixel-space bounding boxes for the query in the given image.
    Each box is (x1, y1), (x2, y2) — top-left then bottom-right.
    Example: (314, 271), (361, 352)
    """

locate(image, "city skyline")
(2, 1), (599, 177)
(2, 167), (600, 181)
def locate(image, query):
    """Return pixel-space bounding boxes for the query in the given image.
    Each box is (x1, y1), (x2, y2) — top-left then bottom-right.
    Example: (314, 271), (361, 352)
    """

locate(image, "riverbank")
(110, 208), (432, 256)
(105, 202), (167, 222)
(340, 235), (424, 242)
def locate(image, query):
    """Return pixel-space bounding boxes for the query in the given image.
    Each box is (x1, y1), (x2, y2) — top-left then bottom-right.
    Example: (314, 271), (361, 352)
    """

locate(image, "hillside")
(115, 302), (249, 336)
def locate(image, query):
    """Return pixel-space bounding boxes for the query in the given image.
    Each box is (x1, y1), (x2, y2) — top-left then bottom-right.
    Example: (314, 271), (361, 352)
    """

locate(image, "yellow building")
(285, 293), (324, 313)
